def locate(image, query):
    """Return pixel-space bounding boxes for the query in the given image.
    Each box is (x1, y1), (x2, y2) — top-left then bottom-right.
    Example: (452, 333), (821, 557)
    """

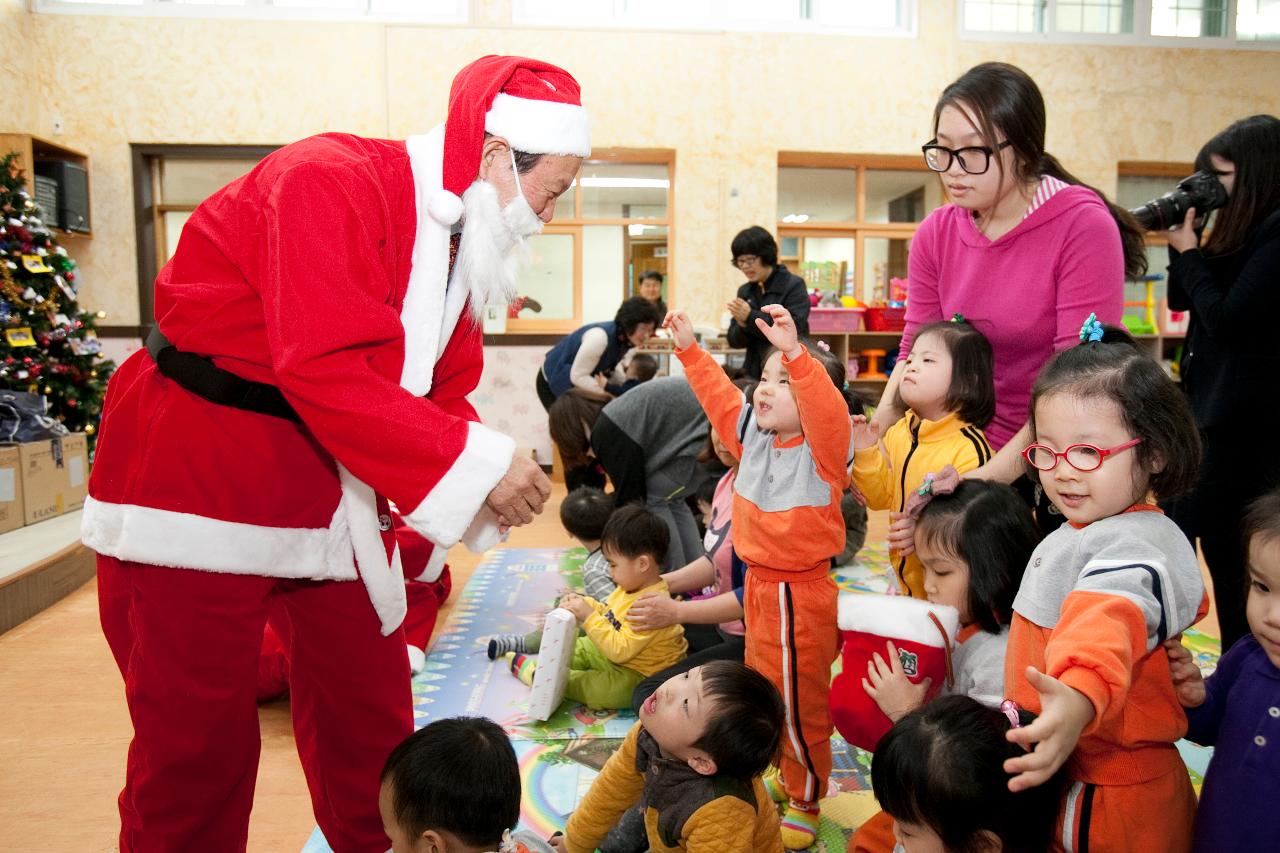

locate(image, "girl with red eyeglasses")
(1001, 319), (1209, 852)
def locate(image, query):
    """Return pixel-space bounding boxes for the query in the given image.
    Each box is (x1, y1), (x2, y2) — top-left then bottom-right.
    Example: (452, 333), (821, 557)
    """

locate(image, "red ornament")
(66, 272), (75, 281)
(66, 399), (77, 408)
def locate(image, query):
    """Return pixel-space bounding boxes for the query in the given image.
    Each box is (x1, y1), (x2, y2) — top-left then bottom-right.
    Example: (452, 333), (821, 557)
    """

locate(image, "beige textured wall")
(11, 1), (1280, 326)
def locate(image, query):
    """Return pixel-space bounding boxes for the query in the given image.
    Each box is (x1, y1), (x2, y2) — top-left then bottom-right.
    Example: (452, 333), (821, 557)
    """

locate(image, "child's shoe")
(761, 765), (789, 803)
(780, 799), (820, 850)
(488, 633), (529, 659)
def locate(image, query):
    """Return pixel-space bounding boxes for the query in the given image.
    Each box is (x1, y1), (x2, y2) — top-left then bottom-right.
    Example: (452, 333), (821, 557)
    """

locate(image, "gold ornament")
(86, 423), (96, 435)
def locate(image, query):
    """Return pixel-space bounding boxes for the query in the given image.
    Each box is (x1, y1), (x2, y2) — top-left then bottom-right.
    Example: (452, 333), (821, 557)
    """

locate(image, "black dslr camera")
(1129, 170), (1227, 231)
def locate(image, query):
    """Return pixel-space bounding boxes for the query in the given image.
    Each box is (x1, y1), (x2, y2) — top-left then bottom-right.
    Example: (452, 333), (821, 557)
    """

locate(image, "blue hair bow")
(1079, 312), (1104, 343)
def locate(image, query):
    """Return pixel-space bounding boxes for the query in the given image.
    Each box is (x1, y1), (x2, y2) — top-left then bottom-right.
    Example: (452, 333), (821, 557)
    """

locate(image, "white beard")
(454, 179), (543, 320)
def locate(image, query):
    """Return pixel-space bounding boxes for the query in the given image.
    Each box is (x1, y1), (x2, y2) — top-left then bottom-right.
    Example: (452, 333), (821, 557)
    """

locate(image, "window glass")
(863, 170), (938, 224)
(777, 167), (857, 223)
(1237, 0), (1280, 40)
(799, 237), (854, 297)
(516, 233), (576, 321)
(1055, 0), (1133, 33)
(861, 236), (911, 303)
(580, 163), (668, 219)
(1151, 0), (1228, 37)
(963, 0), (1045, 32)
(159, 158), (260, 205)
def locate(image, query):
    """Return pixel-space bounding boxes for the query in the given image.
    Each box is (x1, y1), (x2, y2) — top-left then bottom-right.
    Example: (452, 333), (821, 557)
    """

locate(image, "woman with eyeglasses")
(724, 225), (810, 379)
(871, 62), (1145, 529)
(1162, 114), (1280, 652)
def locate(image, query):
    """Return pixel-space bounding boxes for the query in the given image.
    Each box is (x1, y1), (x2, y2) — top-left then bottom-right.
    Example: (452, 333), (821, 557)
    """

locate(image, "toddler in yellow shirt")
(508, 505), (687, 709)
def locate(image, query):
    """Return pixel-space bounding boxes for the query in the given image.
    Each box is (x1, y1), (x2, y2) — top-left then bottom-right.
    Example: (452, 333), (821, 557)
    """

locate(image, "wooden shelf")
(0, 132), (92, 239)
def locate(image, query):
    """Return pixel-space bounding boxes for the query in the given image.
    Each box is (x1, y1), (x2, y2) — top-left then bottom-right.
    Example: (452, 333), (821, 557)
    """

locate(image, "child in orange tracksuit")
(1003, 321), (1207, 852)
(667, 305), (852, 850)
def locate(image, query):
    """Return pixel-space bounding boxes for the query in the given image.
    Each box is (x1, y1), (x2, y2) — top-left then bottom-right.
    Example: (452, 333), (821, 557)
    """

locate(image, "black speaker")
(34, 160), (90, 233)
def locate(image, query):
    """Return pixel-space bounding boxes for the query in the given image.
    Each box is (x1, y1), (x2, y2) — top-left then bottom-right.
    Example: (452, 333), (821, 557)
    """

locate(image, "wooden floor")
(0, 493), (1216, 852)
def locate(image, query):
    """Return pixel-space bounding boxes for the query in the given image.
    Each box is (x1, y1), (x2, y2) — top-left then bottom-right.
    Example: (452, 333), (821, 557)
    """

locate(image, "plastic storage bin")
(808, 307), (865, 333)
(864, 306), (907, 332)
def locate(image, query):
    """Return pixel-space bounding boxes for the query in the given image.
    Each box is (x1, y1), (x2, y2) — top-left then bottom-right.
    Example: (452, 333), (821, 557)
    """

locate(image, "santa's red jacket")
(83, 127), (512, 634)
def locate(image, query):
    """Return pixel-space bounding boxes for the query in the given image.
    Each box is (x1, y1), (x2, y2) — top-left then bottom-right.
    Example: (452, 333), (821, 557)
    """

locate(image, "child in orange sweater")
(1003, 320), (1207, 852)
(666, 305), (853, 849)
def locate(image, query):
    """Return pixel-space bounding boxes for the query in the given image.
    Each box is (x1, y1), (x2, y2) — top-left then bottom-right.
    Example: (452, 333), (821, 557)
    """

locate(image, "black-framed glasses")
(1021, 438), (1142, 473)
(732, 255), (761, 269)
(922, 140), (1012, 175)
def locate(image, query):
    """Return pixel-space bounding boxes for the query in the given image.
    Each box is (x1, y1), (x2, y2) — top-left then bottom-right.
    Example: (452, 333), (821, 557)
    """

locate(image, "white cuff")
(402, 421), (516, 549)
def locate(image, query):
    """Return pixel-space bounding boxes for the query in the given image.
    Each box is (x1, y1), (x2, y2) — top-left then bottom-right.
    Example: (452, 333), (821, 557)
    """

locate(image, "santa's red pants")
(98, 555), (412, 853)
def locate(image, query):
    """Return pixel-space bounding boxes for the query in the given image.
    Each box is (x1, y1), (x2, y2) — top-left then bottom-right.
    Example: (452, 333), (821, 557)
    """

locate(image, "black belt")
(145, 325), (301, 423)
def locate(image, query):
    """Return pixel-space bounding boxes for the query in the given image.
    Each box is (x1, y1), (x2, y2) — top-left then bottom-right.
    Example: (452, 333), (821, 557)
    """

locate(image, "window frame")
(511, 0), (918, 38)
(132, 143), (279, 333)
(776, 152), (932, 304)
(505, 147), (676, 335)
(34, 0), (469, 24)
(958, 0), (1280, 49)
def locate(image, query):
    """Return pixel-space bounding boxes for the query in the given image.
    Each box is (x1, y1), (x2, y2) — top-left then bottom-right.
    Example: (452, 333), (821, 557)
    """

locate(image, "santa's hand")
(664, 310), (697, 350)
(485, 454), (551, 527)
(1164, 635), (1207, 708)
(755, 304), (801, 359)
(887, 512), (917, 556)
(860, 640), (930, 723)
(1004, 666), (1095, 792)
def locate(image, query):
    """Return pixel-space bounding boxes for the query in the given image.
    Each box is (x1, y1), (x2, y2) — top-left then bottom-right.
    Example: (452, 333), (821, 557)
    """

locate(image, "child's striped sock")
(761, 765), (789, 804)
(487, 633), (528, 660)
(780, 799), (820, 850)
(508, 652), (537, 686)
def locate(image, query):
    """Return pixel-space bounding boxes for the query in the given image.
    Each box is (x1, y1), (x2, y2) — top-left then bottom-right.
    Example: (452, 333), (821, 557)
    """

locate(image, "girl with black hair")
(863, 696), (1066, 853)
(847, 478), (1040, 853)
(851, 318), (996, 599)
(537, 296), (660, 410)
(1002, 320), (1207, 851)
(1164, 114), (1280, 652)
(874, 63), (1140, 525)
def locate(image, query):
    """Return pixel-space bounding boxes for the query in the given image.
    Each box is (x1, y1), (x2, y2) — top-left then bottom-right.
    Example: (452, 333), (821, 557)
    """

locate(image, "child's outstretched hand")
(755, 304), (803, 359)
(861, 640), (931, 723)
(850, 414), (881, 451)
(1004, 666), (1095, 792)
(1163, 635), (1207, 708)
(664, 310), (697, 350)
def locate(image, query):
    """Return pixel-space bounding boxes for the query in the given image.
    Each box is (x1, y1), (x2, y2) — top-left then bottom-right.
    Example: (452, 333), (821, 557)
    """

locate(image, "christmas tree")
(0, 152), (114, 444)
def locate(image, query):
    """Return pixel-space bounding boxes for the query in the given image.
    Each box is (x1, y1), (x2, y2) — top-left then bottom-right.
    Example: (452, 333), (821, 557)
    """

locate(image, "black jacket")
(725, 263), (811, 379)
(1167, 206), (1280, 430)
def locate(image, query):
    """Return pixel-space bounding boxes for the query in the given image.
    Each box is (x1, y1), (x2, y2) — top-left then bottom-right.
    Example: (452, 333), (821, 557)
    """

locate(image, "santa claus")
(82, 56), (588, 852)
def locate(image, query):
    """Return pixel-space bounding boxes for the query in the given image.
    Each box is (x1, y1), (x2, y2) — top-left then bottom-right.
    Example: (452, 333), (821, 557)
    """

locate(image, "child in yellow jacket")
(851, 317), (995, 598)
(508, 505), (687, 709)
(553, 661), (785, 853)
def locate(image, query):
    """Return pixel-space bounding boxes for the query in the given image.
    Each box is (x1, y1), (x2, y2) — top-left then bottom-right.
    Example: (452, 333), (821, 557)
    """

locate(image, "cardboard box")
(0, 445), (23, 534)
(20, 433), (88, 525)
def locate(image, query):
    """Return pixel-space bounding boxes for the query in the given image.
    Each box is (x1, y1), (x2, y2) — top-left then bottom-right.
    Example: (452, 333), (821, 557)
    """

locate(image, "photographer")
(1164, 114), (1280, 652)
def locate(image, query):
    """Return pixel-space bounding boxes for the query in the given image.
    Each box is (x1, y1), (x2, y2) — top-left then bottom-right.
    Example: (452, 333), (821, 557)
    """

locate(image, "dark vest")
(543, 321), (628, 397)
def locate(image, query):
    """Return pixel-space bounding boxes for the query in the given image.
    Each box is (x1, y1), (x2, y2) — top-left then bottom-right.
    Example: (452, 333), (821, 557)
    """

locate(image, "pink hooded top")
(900, 184), (1125, 449)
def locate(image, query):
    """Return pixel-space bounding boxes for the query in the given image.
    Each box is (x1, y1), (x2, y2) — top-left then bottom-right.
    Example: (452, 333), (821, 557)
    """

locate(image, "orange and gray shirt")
(676, 344), (851, 578)
(1006, 507), (1208, 786)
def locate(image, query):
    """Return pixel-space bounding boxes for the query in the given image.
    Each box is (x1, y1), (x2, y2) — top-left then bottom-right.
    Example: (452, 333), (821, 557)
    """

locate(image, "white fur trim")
(413, 542), (449, 583)
(837, 593), (959, 647)
(485, 92), (591, 157)
(337, 464), (408, 636)
(407, 644), (427, 675)
(401, 421), (516, 549)
(402, 127), (453, 398)
(81, 495), (356, 581)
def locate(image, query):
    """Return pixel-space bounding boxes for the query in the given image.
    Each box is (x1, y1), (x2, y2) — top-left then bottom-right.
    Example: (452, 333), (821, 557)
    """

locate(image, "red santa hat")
(429, 55), (591, 226)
